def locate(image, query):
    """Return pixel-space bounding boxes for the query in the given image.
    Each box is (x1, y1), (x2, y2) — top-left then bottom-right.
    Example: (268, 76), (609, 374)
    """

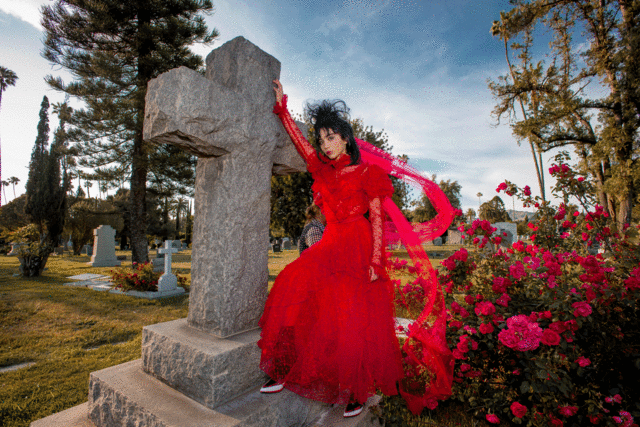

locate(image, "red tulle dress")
(258, 96), (404, 405)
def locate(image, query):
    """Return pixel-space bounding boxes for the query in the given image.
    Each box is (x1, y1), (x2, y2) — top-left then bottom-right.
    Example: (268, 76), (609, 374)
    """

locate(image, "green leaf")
(520, 381), (530, 394)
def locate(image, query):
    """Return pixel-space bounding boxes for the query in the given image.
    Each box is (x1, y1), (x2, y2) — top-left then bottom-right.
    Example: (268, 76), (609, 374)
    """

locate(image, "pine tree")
(24, 96), (51, 240)
(41, 0), (218, 264)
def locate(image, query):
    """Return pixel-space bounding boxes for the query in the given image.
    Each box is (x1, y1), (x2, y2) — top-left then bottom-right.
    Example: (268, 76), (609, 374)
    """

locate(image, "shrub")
(388, 158), (640, 426)
(110, 262), (159, 292)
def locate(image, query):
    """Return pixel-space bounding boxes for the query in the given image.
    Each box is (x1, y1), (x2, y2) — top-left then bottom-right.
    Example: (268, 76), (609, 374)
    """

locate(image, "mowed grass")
(0, 244), (487, 427)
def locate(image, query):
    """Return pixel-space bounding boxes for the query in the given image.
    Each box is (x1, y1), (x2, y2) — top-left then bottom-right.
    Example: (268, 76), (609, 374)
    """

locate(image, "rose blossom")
(576, 356), (591, 367)
(496, 293), (511, 307)
(498, 315), (543, 351)
(541, 329), (561, 346)
(475, 301), (496, 316)
(492, 276), (512, 293)
(486, 414), (500, 424)
(510, 401), (527, 418)
(558, 405), (578, 416)
(479, 323), (494, 334)
(572, 301), (592, 317)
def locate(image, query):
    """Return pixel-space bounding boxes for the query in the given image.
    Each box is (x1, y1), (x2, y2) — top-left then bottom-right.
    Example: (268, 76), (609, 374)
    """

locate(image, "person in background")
(298, 203), (326, 255)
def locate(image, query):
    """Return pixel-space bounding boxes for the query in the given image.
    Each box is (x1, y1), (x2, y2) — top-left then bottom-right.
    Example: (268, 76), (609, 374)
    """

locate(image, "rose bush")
(388, 157), (639, 426)
(110, 262), (160, 292)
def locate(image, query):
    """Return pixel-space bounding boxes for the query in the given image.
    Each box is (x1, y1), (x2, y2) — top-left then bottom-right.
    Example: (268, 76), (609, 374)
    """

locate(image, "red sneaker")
(343, 402), (363, 418)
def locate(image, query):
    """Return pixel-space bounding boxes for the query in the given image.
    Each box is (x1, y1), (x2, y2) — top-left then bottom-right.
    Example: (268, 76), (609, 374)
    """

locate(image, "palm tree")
(8, 176), (19, 199)
(476, 192), (483, 209)
(0, 66), (18, 112)
(1, 67), (19, 205)
(1, 180), (9, 205)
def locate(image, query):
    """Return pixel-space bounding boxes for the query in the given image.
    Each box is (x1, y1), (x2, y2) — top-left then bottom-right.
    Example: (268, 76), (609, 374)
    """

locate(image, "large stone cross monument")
(31, 36), (382, 427)
(144, 36), (306, 338)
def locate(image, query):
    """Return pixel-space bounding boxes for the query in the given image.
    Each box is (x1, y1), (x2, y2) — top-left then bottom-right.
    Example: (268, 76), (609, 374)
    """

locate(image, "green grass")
(0, 245), (487, 427)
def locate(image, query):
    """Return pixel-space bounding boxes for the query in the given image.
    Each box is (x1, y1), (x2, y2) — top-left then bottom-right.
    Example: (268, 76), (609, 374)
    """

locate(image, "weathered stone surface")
(144, 36), (308, 337)
(85, 358), (378, 427)
(141, 318), (263, 409)
(88, 225), (121, 268)
(30, 402), (95, 427)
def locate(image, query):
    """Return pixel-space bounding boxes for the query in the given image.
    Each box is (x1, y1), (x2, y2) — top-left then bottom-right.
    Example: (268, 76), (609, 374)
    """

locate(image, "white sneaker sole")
(343, 406), (363, 418)
(260, 383), (284, 393)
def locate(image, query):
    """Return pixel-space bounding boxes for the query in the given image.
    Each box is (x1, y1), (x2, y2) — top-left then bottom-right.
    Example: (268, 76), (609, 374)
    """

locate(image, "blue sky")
(0, 0), (556, 214)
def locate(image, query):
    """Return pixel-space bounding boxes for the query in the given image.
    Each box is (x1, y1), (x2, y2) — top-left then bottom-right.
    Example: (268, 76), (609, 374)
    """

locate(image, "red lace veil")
(355, 138), (455, 414)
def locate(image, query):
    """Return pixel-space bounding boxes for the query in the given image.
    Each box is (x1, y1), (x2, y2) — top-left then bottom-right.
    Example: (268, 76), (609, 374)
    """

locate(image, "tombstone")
(447, 228), (464, 245)
(171, 239), (182, 252)
(156, 240), (185, 295)
(499, 230), (514, 248)
(7, 242), (25, 256)
(283, 240), (292, 250)
(182, 242), (188, 250)
(493, 222), (518, 244)
(36, 37), (377, 427)
(273, 243), (282, 252)
(81, 244), (93, 255)
(87, 225), (121, 267)
(433, 236), (443, 246)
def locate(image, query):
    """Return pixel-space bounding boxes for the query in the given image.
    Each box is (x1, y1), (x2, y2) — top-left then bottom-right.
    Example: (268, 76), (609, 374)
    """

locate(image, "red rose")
(479, 323), (494, 334)
(510, 401), (527, 418)
(572, 301), (592, 317)
(486, 414), (500, 424)
(475, 301), (496, 316)
(541, 329), (561, 345)
(558, 405), (578, 416)
(576, 356), (591, 367)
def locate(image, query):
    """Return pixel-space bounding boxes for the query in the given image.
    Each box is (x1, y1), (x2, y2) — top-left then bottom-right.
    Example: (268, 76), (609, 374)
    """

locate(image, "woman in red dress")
(258, 80), (404, 417)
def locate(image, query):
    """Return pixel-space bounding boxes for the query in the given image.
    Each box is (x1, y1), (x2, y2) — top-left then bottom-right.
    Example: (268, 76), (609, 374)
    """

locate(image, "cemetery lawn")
(0, 245), (487, 427)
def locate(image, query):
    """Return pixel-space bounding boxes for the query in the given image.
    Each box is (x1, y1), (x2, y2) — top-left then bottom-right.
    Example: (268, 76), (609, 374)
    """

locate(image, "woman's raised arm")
(272, 80), (319, 169)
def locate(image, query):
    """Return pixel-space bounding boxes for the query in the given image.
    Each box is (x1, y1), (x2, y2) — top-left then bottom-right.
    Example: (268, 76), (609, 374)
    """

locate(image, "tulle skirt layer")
(258, 215), (404, 405)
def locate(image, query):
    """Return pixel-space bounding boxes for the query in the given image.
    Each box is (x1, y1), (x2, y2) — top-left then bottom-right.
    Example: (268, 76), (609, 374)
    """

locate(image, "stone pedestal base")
(31, 359), (383, 427)
(142, 318), (263, 408)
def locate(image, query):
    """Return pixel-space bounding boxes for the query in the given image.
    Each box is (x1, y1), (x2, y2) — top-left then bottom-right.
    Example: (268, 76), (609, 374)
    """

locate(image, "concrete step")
(31, 359), (383, 427)
(30, 402), (95, 427)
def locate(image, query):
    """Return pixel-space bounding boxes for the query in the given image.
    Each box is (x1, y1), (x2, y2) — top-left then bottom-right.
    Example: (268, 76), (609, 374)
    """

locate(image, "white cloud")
(0, 0), (46, 30)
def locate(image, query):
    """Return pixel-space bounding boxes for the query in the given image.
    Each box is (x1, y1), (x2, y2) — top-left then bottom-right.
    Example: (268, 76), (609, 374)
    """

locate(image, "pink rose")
(523, 185), (531, 196)
(509, 262), (526, 280)
(496, 293), (511, 307)
(453, 248), (468, 262)
(492, 276), (512, 293)
(572, 301), (592, 317)
(425, 398), (438, 410)
(475, 301), (496, 316)
(460, 363), (471, 372)
(558, 405), (578, 416)
(541, 329), (561, 346)
(576, 356), (591, 367)
(452, 349), (465, 359)
(479, 323), (494, 334)
(510, 401), (527, 418)
(486, 414), (500, 424)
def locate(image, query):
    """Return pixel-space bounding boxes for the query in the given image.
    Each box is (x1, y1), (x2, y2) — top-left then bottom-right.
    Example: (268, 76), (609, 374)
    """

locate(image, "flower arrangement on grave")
(110, 262), (159, 292)
(386, 155), (640, 426)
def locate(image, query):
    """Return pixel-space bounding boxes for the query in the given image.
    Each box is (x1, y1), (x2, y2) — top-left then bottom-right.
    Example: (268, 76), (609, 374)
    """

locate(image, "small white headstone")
(157, 241), (180, 292)
(433, 237), (443, 246)
(87, 225), (121, 267)
(170, 240), (182, 252)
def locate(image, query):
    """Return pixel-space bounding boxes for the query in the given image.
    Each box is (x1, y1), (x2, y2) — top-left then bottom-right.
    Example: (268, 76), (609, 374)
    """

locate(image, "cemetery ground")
(0, 245), (490, 427)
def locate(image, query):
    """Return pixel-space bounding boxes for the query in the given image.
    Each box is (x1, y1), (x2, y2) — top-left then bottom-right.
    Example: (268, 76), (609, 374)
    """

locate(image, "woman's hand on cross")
(369, 265), (379, 282)
(273, 79), (284, 104)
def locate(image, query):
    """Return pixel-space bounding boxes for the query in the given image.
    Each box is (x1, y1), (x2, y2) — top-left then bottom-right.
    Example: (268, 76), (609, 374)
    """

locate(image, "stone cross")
(157, 240), (180, 292)
(144, 36), (307, 338)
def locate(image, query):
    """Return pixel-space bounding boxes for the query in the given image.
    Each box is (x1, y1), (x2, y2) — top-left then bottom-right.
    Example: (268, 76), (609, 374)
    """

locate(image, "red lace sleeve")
(273, 95), (321, 172)
(364, 164), (393, 278)
(369, 196), (387, 278)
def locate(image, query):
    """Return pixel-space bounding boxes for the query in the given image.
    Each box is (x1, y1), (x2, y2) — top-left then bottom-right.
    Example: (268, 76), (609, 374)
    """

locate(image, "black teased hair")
(304, 100), (361, 166)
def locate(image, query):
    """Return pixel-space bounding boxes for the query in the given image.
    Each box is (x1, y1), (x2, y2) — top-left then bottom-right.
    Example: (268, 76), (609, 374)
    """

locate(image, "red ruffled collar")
(326, 152), (351, 169)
